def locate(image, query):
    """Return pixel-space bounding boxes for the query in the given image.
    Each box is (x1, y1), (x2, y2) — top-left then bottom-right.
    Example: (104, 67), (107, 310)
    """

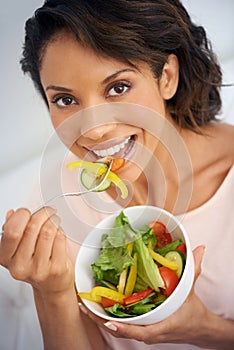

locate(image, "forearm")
(194, 309), (234, 350)
(33, 287), (93, 350)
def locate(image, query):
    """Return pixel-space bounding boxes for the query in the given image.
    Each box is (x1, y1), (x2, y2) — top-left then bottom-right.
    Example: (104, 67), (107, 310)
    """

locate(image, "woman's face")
(40, 31), (169, 181)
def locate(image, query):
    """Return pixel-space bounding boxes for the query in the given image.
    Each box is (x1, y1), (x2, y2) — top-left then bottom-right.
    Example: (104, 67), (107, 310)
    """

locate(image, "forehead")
(40, 31), (129, 78)
(39, 30), (156, 93)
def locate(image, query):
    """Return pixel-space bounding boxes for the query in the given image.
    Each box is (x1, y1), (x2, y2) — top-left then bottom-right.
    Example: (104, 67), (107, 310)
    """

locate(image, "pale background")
(0, 1), (234, 349)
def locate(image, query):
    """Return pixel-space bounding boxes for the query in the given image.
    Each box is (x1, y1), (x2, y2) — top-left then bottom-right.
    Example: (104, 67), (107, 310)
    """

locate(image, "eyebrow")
(45, 68), (136, 92)
(46, 85), (73, 92)
(101, 69), (136, 85)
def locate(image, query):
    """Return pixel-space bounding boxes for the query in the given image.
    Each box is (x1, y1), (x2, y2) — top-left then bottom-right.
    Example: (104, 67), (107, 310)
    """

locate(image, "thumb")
(193, 245), (206, 282)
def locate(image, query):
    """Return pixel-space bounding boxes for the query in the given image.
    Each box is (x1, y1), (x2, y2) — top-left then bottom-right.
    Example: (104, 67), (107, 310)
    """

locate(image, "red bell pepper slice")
(101, 296), (121, 308)
(123, 288), (154, 306)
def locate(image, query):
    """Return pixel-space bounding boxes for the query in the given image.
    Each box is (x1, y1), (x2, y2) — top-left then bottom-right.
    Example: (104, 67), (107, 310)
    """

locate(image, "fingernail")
(104, 322), (117, 331)
(78, 302), (88, 315)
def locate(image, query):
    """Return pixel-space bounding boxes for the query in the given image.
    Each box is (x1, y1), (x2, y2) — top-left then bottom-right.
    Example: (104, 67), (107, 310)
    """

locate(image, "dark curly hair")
(20, 0), (222, 131)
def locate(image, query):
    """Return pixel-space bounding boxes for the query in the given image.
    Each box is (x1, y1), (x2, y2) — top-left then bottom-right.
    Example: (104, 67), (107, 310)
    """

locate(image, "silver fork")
(0, 160), (113, 236)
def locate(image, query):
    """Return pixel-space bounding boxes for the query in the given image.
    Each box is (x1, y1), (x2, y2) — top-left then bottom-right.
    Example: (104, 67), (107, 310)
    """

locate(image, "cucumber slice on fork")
(81, 162), (112, 192)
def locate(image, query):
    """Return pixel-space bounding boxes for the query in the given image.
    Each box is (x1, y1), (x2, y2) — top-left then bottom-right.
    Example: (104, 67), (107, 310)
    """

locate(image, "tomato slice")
(159, 266), (179, 297)
(123, 288), (154, 306)
(111, 158), (126, 172)
(99, 156), (126, 172)
(150, 221), (172, 248)
(176, 243), (187, 256)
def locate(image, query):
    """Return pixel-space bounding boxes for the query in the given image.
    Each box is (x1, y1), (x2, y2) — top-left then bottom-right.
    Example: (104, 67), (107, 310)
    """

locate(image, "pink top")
(99, 164), (234, 350)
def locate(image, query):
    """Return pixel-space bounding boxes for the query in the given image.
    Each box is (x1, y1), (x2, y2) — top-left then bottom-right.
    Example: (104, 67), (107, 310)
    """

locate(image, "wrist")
(195, 308), (234, 349)
(33, 284), (78, 307)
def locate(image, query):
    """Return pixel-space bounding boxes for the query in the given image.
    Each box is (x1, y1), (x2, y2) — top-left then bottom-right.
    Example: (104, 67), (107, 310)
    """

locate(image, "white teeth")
(93, 137), (130, 157)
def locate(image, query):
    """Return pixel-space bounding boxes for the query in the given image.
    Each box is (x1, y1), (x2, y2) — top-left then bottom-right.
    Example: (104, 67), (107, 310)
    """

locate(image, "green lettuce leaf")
(133, 236), (165, 291)
(91, 212), (135, 283)
(91, 245), (134, 281)
(91, 211), (165, 291)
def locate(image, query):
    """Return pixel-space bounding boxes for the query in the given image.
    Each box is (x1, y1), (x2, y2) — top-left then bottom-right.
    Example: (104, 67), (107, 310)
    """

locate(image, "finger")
(85, 307), (144, 340)
(85, 309), (121, 337)
(49, 230), (72, 283)
(50, 229), (67, 264)
(32, 206), (57, 222)
(1, 209), (15, 231)
(33, 214), (61, 263)
(193, 245), (206, 281)
(5, 209), (15, 221)
(0, 208), (31, 263)
(104, 321), (150, 341)
(12, 207), (58, 262)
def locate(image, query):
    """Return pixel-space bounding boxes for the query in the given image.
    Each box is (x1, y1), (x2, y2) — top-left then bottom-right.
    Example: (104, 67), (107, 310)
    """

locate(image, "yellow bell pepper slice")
(66, 160), (128, 199)
(117, 269), (128, 294)
(117, 243), (134, 294)
(124, 253), (138, 297)
(128, 242), (133, 255)
(148, 238), (153, 250)
(90, 286), (126, 303)
(105, 170), (128, 199)
(66, 160), (107, 175)
(78, 292), (102, 303)
(148, 247), (179, 270)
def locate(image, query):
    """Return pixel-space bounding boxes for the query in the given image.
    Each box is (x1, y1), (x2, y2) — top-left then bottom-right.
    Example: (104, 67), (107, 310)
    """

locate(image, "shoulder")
(186, 121), (234, 167)
(185, 121), (234, 210)
(216, 121), (234, 137)
(211, 122), (234, 164)
(202, 121), (234, 189)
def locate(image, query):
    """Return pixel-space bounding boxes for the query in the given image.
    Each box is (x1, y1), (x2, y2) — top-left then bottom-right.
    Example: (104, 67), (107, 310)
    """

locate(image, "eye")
(51, 94), (77, 107)
(107, 81), (131, 97)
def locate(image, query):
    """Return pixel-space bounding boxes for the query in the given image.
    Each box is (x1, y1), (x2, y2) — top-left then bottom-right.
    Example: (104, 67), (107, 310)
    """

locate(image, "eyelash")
(49, 80), (132, 108)
(50, 94), (77, 108)
(106, 80), (132, 98)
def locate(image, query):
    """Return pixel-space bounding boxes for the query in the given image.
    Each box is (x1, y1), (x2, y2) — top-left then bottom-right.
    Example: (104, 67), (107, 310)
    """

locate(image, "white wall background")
(0, 0), (53, 173)
(0, 0), (53, 224)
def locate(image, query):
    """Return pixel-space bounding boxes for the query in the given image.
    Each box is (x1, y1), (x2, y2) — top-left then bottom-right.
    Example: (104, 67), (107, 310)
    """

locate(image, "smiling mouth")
(88, 135), (136, 159)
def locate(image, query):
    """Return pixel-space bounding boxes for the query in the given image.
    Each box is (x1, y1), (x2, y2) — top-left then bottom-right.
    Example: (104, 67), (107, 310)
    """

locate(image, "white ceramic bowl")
(75, 205), (194, 325)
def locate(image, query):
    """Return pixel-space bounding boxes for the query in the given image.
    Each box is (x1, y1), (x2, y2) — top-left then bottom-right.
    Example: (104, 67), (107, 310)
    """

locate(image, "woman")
(1, 0), (234, 349)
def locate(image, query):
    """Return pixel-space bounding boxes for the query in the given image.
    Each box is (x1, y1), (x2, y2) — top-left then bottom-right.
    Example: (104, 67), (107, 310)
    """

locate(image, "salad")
(66, 157), (128, 199)
(78, 211), (186, 318)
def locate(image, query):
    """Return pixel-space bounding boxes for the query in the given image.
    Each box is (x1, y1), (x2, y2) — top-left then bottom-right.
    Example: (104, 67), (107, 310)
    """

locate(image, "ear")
(159, 54), (179, 100)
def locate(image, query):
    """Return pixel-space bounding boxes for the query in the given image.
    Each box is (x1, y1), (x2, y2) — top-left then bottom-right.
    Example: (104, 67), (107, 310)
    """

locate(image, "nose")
(83, 123), (117, 140)
(80, 102), (118, 140)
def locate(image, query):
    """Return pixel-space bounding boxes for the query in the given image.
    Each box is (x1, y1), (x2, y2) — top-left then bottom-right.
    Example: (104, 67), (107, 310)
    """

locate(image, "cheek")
(50, 114), (67, 129)
(49, 113), (59, 130)
(133, 89), (166, 116)
(121, 163), (142, 183)
(144, 99), (166, 116)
